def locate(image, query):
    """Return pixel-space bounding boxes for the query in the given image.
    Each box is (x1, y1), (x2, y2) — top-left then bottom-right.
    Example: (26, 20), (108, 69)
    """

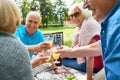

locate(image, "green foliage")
(54, 0), (69, 26)
(20, 0), (40, 24)
(38, 0), (55, 28)
(19, 0), (69, 28)
(76, 0), (83, 2)
(20, 0), (30, 23)
(40, 26), (75, 47)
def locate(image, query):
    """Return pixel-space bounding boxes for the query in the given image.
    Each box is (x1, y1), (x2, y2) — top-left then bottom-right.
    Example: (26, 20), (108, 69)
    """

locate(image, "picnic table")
(32, 63), (87, 80)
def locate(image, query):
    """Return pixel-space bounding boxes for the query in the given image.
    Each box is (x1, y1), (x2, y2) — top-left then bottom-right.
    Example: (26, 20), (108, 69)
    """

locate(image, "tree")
(54, 0), (69, 26)
(75, 0), (83, 2)
(16, 0), (69, 28)
(20, 0), (40, 24)
(36, 0), (55, 28)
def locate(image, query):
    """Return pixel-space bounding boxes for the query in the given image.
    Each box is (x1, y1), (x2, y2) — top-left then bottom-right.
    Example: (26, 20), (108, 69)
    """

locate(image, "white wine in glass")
(44, 37), (53, 48)
(49, 42), (53, 48)
(52, 53), (60, 63)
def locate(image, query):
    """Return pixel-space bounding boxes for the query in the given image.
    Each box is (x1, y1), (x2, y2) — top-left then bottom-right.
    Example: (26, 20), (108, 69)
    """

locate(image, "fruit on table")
(65, 74), (76, 80)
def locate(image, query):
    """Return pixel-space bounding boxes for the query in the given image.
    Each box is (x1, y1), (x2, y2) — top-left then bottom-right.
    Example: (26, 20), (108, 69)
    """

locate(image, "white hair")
(68, 2), (92, 17)
(26, 11), (42, 23)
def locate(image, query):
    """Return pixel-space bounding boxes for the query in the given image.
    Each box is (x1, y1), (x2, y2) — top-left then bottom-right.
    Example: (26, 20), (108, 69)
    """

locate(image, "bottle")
(55, 57), (62, 66)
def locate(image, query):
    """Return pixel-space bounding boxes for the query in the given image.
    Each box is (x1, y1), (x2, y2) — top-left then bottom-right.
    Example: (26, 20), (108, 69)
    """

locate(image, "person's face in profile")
(25, 14), (40, 35)
(83, 0), (110, 21)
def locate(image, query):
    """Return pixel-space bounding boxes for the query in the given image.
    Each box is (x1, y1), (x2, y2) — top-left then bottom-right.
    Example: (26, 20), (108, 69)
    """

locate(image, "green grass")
(40, 26), (75, 47)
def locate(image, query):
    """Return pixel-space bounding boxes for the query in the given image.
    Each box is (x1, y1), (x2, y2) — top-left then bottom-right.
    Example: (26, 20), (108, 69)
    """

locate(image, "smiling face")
(25, 12), (41, 35)
(83, 0), (118, 21)
(69, 7), (85, 28)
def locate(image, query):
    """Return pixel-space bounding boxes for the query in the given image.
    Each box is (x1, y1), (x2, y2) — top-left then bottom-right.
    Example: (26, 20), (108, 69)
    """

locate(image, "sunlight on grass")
(40, 26), (75, 47)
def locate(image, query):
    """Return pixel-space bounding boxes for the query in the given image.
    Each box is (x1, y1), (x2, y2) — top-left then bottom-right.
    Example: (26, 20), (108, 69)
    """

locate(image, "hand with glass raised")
(27, 42), (51, 54)
(31, 53), (48, 68)
(55, 45), (73, 58)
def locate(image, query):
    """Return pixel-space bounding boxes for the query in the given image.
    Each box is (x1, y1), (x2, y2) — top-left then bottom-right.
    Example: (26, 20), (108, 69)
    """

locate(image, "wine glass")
(52, 47), (60, 63)
(41, 49), (52, 62)
(46, 50), (52, 62)
(44, 36), (54, 48)
(43, 36), (53, 60)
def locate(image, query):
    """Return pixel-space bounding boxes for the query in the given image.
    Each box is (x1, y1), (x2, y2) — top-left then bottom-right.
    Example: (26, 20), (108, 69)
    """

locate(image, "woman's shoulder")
(83, 17), (100, 28)
(85, 17), (98, 23)
(0, 33), (29, 60)
(1, 34), (27, 54)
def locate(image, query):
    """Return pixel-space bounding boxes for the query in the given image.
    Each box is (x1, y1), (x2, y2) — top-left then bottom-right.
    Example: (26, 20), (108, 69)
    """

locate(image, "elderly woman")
(0, 0), (36, 79)
(62, 2), (103, 80)
(0, 0), (57, 79)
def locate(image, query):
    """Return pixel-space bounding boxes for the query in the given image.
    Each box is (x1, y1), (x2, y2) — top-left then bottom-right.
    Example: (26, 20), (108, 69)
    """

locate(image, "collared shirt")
(14, 25), (44, 58)
(100, 1), (120, 80)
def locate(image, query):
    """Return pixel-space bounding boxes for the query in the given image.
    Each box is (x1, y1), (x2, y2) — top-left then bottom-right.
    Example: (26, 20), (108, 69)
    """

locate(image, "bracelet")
(53, 68), (57, 71)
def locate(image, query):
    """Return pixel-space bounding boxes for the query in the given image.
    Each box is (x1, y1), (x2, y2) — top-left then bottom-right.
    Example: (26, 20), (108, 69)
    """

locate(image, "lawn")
(40, 26), (75, 47)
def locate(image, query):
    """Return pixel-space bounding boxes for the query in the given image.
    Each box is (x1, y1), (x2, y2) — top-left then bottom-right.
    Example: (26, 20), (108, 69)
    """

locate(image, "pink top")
(72, 17), (103, 69)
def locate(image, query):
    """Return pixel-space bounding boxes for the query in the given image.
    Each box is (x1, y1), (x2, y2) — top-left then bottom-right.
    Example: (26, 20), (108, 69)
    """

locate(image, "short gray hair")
(0, 0), (21, 30)
(68, 2), (92, 17)
(26, 11), (42, 24)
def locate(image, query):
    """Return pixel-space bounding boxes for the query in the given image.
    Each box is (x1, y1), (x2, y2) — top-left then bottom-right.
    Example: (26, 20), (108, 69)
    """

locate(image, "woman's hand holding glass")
(43, 36), (65, 64)
(54, 45), (73, 58)
(40, 49), (52, 62)
(31, 53), (48, 68)
(52, 47), (60, 63)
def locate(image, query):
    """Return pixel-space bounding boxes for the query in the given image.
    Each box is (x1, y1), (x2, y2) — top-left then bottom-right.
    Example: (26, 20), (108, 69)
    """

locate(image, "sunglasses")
(69, 12), (80, 19)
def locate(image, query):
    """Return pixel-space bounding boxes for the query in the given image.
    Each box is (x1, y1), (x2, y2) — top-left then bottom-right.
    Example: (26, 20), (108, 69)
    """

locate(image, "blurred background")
(15, 0), (83, 47)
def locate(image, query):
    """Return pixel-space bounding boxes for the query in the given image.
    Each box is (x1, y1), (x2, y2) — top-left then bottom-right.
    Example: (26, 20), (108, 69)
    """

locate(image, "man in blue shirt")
(14, 11), (44, 59)
(56, 0), (120, 80)
(83, 0), (120, 80)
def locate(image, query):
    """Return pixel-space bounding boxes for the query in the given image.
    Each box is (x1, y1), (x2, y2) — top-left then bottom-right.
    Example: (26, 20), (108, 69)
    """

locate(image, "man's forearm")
(26, 45), (37, 53)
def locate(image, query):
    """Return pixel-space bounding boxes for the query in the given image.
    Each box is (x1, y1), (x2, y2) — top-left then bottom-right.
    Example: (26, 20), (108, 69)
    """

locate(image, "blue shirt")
(100, 1), (120, 80)
(14, 25), (44, 58)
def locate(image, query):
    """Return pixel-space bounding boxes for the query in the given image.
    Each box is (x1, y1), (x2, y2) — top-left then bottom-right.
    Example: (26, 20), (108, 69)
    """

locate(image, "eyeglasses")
(69, 12), (80, 19)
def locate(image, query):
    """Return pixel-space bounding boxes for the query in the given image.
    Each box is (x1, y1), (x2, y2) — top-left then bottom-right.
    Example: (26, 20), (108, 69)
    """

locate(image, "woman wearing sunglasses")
(62, 2), (103, 80)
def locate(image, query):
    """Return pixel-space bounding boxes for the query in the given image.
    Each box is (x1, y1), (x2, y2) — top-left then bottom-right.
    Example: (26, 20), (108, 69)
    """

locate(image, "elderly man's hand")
(35, 42), (51, 52)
